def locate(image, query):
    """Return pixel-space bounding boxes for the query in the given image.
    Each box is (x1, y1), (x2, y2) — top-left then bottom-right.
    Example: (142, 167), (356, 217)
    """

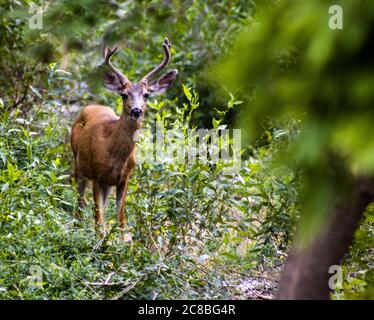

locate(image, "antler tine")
(141, 38), (172, 83)
(103, 43), (128, 85)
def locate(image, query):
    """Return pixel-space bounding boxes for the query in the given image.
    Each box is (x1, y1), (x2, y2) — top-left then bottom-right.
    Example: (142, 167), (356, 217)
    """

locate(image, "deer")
(70, 38), (178, 239)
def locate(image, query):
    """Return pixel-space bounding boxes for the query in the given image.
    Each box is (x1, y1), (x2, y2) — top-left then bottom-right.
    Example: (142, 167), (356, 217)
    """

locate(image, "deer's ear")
(103, 71), (125, 92)
(149, 69), (178, 96)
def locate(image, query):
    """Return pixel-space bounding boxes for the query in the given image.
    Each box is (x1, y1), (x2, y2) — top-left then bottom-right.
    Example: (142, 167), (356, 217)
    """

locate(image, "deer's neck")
(109, 114), (141, 161)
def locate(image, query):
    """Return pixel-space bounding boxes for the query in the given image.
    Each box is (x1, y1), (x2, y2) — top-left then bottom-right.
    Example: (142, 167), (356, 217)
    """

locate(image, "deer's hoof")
(122, 232), (133, 243)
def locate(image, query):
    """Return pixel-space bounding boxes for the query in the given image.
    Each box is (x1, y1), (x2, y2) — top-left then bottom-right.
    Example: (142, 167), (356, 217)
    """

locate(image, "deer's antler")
(141, 38), (171, 84)
(103, 43), (129, 85)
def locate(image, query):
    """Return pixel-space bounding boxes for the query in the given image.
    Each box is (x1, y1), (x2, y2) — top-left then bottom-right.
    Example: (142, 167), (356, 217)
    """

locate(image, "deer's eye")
(143, 93), (150, 99)
(121, 93), (128, 100)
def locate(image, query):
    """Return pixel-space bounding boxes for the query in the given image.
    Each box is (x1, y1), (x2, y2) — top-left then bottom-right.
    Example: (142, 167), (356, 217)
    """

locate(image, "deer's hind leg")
(77, 179), (88, 211)
(74, 164), (88, 217)
(102, 185), (112, 209)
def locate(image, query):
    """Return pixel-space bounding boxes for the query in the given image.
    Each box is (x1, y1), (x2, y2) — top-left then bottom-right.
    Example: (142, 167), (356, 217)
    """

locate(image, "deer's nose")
(130, 108), (143, 119)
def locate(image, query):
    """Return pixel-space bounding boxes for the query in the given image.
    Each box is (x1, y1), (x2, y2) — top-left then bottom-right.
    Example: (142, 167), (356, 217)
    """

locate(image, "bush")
(0, 65), (299, 298)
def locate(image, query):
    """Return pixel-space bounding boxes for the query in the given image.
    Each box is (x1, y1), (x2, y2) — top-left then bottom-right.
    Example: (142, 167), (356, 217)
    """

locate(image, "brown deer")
(71, 38), (178, 238)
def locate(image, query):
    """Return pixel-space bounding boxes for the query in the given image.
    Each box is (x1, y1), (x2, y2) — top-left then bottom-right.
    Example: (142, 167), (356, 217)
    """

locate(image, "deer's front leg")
(93, 180), (106, 235)
(116, 176), (133, 242)
(116, 177), (129, 230)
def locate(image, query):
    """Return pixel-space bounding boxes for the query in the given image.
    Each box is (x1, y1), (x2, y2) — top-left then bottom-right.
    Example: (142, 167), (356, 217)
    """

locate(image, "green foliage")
(0, 0), (255, 123)
(332, 205), (374, 299)
(0, 61), (298, 298)
(217, 0), (374, 242)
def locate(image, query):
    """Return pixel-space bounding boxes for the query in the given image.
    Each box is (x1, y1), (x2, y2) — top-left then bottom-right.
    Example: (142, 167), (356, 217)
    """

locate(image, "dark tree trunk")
(277, 176), (374, 300)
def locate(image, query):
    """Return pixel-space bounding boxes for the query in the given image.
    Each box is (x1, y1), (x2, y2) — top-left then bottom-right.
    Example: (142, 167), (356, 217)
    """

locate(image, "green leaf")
(182, 84), (192, 101)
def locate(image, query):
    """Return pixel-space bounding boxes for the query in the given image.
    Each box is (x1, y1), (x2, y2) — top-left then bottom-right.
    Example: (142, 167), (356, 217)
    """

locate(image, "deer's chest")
(95, 151), (134, 186)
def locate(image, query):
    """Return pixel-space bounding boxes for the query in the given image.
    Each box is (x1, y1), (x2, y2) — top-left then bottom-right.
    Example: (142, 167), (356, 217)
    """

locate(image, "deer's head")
(102, 38), (178, 122)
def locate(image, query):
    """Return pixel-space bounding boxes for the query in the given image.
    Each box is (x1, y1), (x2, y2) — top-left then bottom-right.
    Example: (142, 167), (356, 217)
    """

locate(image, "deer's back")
(71, 104), (117, 146)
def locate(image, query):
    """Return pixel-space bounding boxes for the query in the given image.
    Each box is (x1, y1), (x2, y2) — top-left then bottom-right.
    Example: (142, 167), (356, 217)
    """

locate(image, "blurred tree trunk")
(277, 176), (374, 300)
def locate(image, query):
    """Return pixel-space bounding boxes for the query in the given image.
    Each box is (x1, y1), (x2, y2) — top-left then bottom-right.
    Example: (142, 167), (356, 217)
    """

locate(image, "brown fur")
(71, 105), (138, 186)
(71, 104), (140, 236)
